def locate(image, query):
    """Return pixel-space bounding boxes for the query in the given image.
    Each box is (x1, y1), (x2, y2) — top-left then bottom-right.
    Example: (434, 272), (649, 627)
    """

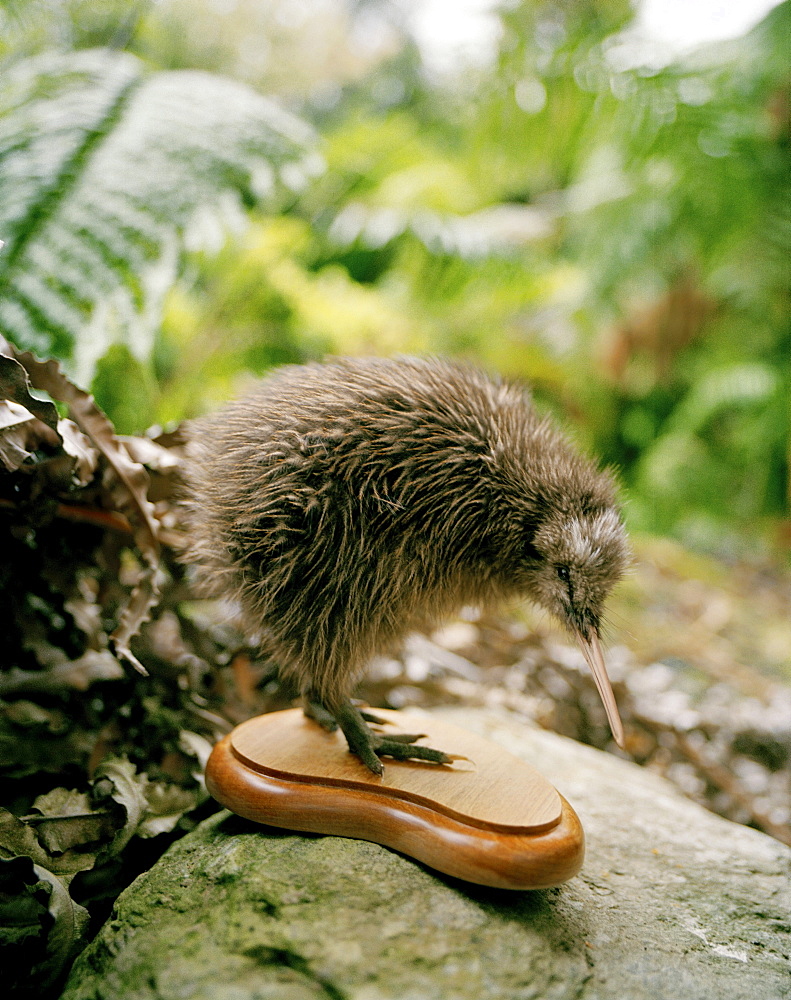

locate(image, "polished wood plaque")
(205, 708), (584, 890)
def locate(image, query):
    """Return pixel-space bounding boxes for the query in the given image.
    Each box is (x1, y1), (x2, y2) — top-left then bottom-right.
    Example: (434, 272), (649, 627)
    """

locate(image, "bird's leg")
(304, 697), (400, 734)
(304, 698), (454, 775)
(303, 697), (339, 731)
(336, 702), (455, 774)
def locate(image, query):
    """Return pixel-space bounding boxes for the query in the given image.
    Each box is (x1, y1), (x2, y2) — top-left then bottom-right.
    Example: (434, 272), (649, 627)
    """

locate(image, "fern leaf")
(0, 48), (320, 382)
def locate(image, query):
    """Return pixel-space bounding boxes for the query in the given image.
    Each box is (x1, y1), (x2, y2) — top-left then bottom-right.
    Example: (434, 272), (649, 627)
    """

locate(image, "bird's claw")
(306, 700), (453, 775)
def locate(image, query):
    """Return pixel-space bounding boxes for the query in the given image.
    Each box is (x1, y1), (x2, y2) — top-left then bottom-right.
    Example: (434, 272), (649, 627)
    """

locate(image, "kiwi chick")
(182, 356), (629, 773)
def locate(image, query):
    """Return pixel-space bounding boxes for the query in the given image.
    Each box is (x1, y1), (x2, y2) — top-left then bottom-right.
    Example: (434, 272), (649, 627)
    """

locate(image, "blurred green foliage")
(1, 0), (788, 557)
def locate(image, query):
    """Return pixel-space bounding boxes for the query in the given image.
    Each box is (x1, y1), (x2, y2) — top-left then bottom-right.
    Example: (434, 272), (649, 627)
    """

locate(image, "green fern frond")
(0, 48), (320, 382)
(669, 364), (780, 435)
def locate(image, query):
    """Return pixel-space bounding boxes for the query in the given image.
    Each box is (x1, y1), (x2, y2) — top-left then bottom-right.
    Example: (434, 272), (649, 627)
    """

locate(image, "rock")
(62, 708), (791, 1000)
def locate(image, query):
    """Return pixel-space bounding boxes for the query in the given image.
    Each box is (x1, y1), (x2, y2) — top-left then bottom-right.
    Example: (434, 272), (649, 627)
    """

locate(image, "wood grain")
(231, 708), (561, 832)
(206, 708), (585, 890)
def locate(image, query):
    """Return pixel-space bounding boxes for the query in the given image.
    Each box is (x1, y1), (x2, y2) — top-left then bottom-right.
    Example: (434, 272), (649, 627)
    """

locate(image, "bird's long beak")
(573, 628), (625, 749)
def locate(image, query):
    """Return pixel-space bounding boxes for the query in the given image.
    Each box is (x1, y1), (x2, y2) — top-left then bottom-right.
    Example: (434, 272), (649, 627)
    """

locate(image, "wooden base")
(205, 708), (584, 890)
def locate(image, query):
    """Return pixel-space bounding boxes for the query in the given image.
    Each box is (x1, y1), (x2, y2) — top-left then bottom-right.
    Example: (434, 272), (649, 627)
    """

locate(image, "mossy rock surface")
(63, 709), (791, 1000)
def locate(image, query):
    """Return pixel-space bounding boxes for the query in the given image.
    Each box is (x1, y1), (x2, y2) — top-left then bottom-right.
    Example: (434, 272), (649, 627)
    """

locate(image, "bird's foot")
(304, 699), (392, 734)
(305, 700), (455, 775)
(303, 698), (339, 732)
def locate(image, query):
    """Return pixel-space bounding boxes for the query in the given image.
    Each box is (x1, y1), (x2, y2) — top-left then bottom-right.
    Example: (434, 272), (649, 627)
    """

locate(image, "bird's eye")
(556, 565), (571, 584)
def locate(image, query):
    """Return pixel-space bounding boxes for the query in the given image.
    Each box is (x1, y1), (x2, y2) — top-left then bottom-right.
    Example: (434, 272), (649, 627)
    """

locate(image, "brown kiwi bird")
(183, 356), (629, 773)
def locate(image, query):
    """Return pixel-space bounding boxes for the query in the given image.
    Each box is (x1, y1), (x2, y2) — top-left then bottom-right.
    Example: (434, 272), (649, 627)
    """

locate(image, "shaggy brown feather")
(182, 356), (629, 768)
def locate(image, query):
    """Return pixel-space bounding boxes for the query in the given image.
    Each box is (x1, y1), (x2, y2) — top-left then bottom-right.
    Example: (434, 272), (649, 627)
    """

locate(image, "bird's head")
(516, 505), (629, 746)
(439, 378), (631, 747)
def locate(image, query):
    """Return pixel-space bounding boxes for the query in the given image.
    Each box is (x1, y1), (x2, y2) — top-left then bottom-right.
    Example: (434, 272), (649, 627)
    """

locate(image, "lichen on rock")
(62, 708), (791, 1000)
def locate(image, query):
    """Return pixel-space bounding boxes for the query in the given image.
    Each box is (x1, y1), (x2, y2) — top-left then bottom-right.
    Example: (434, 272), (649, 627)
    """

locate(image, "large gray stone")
(62, 708), (791, 1000)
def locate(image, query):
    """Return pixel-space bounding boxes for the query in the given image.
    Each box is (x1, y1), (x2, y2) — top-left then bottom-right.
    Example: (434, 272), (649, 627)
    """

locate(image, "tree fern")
(0, 48), (320, 383)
